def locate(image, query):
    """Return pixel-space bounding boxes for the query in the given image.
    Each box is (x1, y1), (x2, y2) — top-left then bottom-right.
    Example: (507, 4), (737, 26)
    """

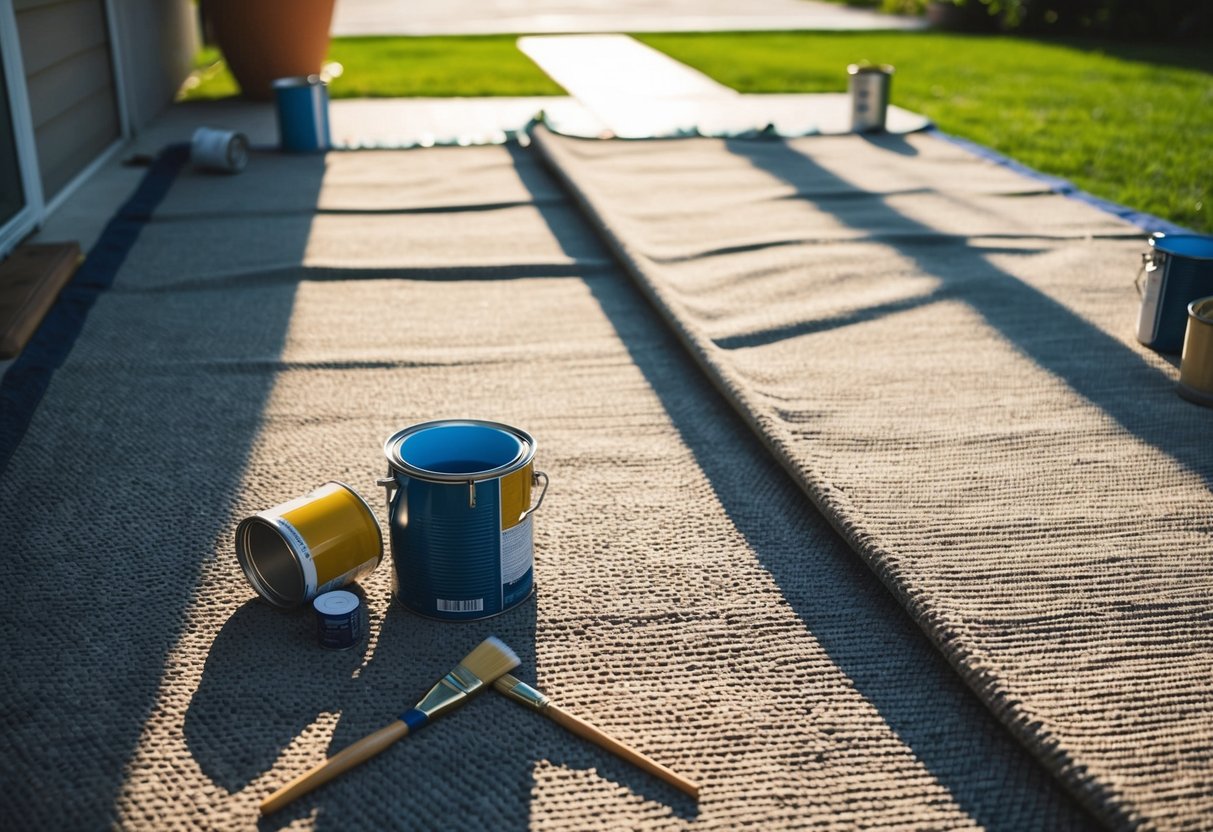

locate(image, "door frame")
(0, 0), (133, 254)
(0, 0), (43, 258)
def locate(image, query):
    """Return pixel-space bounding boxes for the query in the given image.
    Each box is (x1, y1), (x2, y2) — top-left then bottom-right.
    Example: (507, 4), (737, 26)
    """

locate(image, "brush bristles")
(458, 636), (520, 685)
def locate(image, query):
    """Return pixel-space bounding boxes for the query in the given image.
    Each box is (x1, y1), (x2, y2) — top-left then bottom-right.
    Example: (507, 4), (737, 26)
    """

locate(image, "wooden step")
(0, 242), (83, 359)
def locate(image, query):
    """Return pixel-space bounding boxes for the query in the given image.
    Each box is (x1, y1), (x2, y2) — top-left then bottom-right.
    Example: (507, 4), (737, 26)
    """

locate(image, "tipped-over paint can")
(273, 75), (331, 153)
(848, 64), (893, 133)
(313, 590), (364, 649)
(380, 420), (549, 621)
(190, 127), (249, 172)
(236, 482), (382, 608)
(1179, 296), (1213, 407)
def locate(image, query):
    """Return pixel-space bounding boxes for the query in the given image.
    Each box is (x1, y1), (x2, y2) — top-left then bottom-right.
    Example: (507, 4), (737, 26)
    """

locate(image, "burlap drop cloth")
(532, 127), (1213, 831)
(0, 145), (1097, 829)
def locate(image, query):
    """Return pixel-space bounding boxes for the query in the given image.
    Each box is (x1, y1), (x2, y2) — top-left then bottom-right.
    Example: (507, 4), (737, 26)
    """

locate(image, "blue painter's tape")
(0, 144), (190, 476)
(927, 129), (1195, 237)
(401, 708), (428, 733)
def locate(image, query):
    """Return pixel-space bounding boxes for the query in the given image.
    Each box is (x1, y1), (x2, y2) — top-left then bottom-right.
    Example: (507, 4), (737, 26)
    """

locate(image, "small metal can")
(273, 75), (331, 153)
(1178, 296), (1213, 407)
(848, 64), (894, 133)
(313, 590), (364, 649)
(236, 481), (382, 608)
(190, 127), (249, 172)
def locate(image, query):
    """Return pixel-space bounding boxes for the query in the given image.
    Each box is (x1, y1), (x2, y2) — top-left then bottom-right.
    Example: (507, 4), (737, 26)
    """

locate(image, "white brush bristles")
(459, 636), (521, 685)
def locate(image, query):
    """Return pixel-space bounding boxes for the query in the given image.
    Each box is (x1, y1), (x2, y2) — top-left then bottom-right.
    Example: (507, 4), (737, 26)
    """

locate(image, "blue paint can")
(1136, 233), (1213, 353)
(379, 420), (549, 621)
(273, 75), (331, 153)
(313, 590), (363, 649)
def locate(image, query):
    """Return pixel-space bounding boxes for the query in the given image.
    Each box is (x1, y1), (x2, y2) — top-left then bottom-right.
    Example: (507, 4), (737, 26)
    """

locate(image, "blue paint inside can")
(399, 423), (524, 475)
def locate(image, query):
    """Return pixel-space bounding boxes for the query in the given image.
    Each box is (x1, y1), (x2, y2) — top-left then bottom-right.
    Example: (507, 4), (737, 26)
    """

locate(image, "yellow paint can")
(1179, 296), (1213, 408)
(235, 481), (383, 607)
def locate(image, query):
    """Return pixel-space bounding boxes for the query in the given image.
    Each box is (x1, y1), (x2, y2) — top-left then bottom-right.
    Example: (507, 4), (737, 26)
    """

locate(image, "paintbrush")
(493, 674), (699, 799)
(260, 636), (520, 815)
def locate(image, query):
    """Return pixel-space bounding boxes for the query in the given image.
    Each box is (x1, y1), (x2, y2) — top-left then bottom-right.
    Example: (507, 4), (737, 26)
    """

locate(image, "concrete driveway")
(332, 0), (925, 35)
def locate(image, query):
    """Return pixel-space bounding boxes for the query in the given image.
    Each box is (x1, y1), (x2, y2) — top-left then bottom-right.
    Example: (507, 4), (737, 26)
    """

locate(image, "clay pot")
(205, 0), (336, 100)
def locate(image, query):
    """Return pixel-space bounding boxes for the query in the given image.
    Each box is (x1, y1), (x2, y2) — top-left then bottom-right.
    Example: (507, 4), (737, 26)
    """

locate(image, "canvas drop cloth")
(532, 127), (1213, 831)
(0, 144), (1099, 830)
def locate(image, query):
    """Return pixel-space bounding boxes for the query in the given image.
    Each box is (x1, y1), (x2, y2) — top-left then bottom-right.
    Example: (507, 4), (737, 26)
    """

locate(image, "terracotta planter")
(206, 0), (336, 100)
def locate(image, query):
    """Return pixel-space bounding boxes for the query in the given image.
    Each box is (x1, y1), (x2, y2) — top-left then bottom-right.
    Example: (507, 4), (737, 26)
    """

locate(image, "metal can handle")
(1136, 249), (1166, 297)
(521, 470), (549, 521)
(380, 470), (547, 516)
(377, 474), (397, 516)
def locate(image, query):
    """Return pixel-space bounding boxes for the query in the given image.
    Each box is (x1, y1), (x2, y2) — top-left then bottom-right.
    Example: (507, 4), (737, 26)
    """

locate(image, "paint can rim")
(1188, 296), (1213, 323)
(383, 419), (537, 484)
(848, 63), (894, 75)
(1150, 233), (1213, 260)
(272, 74), (327, 90)
(235, 514), (306, 608)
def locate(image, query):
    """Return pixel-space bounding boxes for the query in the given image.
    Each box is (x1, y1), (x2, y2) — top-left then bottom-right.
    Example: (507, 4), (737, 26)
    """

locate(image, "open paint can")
(1178, 296), (1213, 407)
(1136, 233), (1213, 353)
(236, 482), (383, 607)
(380, 420), (548, 621)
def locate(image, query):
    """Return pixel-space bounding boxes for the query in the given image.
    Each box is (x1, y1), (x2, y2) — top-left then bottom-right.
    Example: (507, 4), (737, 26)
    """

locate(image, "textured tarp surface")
(0, 146), (1094, 829)
(532, 128), (1213, 831)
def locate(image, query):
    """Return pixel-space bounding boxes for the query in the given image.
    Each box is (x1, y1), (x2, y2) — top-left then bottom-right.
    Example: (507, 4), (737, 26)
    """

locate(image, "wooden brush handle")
(547, 705), (700, 799)
(260, 719), (411, 815)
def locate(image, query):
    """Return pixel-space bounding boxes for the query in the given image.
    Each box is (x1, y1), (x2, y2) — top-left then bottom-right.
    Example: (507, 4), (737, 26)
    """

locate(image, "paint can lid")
(314, 590), (360, 616)
(272, 74), (327, 89)
(1150, 233), (1213, 260)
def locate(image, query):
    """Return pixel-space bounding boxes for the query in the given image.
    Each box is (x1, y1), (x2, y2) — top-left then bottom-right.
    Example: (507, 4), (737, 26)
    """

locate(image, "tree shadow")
(722, 136), (1213, 492)
(185, 141), (699, 827)
(579, 268), (1098, 831)
(0, 151), (325, 828)
(858, 131), (920, 157)
(1035, 35), (1213, 76)
(182, 595), (539, 831)
(517, 141), (1098, 829)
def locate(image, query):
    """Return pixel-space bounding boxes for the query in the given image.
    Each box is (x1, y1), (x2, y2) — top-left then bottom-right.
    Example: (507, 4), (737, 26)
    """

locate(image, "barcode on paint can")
(436, 598), (484, 613)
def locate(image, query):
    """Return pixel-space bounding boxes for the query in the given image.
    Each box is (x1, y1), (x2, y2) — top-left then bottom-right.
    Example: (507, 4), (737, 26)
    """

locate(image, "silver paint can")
(190, 127), (249, 173)
(848, 64), (894, 133)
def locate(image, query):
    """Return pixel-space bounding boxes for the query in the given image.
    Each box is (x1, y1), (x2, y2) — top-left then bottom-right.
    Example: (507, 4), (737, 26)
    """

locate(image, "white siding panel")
(34, 81), (117, 198)
(16, 0), (119, 200)
(16, 0), (109, 77)
(26, 42), (110, 129)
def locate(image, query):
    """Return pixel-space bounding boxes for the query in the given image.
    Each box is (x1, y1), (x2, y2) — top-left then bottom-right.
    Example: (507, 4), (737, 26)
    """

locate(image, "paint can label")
(1137, 264), (1165, 344)
(501, 514), (533, 609)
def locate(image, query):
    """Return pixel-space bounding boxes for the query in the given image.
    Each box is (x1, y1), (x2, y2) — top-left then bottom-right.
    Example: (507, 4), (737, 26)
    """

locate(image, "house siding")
(14, 0), (120, 200)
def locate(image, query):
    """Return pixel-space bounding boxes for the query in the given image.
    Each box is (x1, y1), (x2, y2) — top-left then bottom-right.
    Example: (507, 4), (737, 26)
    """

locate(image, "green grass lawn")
(639, 32), (1211, 233)
(182, 32), (1211, 232)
